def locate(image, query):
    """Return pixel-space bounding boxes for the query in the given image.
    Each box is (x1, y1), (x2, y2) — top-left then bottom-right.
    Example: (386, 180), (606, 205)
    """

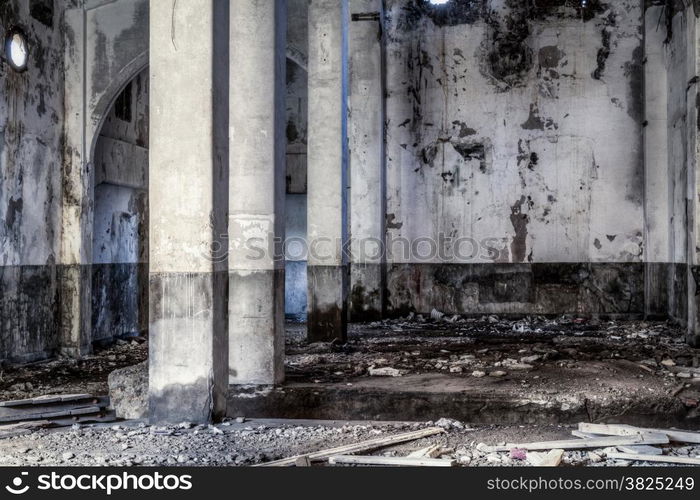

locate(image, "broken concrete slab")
(108, 361), (148, 420)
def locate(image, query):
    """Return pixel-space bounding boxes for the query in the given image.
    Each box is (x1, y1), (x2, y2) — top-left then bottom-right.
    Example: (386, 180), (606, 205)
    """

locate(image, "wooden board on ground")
(0, 396), (108, 424)
(0, 394), (93, 408)
(256, 427), (445, 467)
(607, 452), (700, 466)
(328, 455), (455, 467)
(579, 423), (700, 444)
(571, 430), (663, 455)
(479, 433), (669, 453)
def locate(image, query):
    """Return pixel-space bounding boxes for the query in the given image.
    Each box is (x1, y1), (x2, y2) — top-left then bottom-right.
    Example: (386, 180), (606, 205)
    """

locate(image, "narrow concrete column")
(229, 0), (287, 385)
(348, 0), (385, 321)
(307, 0), (349, 342)
(59, 7), (93, 358)
(148, 0), (229, 423)
(688, 12), (700, 347)
(642, 4), (670, 318)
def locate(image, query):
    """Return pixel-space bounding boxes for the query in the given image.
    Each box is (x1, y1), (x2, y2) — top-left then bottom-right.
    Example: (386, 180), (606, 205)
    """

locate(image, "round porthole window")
(4, 28), (29, 72)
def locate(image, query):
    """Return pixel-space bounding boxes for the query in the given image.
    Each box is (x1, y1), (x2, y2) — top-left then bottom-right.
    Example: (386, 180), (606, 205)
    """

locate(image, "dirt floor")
(0, 337), (147, 401)
(0, 315), (699, 466)
(274, 316), (700, 424)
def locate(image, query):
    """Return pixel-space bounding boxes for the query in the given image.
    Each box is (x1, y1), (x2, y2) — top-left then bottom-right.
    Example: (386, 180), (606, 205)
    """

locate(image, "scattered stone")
(472, 371), (486, 378)
(661, 359), (676, 367)
(490, 371), (507, 377)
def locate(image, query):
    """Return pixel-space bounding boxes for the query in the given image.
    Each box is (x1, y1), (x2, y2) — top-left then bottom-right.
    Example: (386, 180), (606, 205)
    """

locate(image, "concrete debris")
(368, 366), (404, 377)
(408, 444), (441, 458)
(107, 361), (148, 420)
(434, 418), (466, 431)
(528, 449), (564, 467)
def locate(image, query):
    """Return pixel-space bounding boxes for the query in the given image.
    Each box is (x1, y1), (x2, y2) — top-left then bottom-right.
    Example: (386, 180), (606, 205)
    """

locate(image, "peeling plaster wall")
(382, 0), (646, 316)
(0, 0), (64, 362)
(92, 67), (148, 342)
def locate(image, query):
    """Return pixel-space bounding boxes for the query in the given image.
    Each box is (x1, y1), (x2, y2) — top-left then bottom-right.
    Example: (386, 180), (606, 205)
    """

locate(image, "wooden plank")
(0, 394), (93, 408)
(256, 427), (445, 467)
(478, 433), (669, 453)
(607, 452), (700, 466)
(329, 455), (455, 467)
(571, 430), (599, 439)
(579, 423), (700, 444)
(571, 430), (663, 455)
(617, 445), (664, 456)
(0, 420), (52, 431)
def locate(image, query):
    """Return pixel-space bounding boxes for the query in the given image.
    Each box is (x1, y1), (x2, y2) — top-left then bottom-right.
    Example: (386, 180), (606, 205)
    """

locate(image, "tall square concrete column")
(307, 0), (350, 342)
(229, 0), (287, 385)
(348, 0), (385, 322)
(148, 0), (229, 423)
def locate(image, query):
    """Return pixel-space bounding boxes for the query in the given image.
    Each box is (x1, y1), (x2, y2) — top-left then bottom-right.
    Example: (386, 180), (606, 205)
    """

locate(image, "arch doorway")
(91, 68), (149, 344)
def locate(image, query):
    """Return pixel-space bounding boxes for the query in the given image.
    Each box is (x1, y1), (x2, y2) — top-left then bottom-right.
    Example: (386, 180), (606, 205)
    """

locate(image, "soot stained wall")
(0, 0), (64, 363)
(382, 0), (646, 316)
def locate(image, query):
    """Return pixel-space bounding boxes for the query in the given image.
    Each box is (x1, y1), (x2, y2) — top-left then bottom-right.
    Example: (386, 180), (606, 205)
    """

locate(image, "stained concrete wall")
(92, 67), (149, 342)
(0, 0), (64, 363)
(381, 0), (646, 316)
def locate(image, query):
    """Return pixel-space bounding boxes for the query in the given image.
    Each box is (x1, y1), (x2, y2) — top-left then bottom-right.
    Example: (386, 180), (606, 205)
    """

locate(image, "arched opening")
(87, 56), (305, 342)
(91, 68), (149, 345)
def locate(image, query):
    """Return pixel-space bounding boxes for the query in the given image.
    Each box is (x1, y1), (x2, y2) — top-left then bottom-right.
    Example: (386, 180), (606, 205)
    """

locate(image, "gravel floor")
(0, 419), (698, 467)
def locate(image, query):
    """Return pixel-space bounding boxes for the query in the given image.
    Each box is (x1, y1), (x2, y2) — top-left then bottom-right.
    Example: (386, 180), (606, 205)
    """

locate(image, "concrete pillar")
(688, 11), (700, 347)
(642, 4), (670, 319)
(307, 0), (349, 342)
(59, 7), (93, 359)
(348, 0), (385, 321)
(148, 0), (229, 423)
(229, 0), (287, 385)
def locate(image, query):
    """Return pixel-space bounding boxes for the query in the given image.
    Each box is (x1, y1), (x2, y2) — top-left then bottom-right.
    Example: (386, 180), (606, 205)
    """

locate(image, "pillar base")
(308, 265), (348, 342)
(229, 269), (285, 385)
(58, 264), (93, 358)
(148, 272), (228, 424)
(349, 263), (383, 321)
